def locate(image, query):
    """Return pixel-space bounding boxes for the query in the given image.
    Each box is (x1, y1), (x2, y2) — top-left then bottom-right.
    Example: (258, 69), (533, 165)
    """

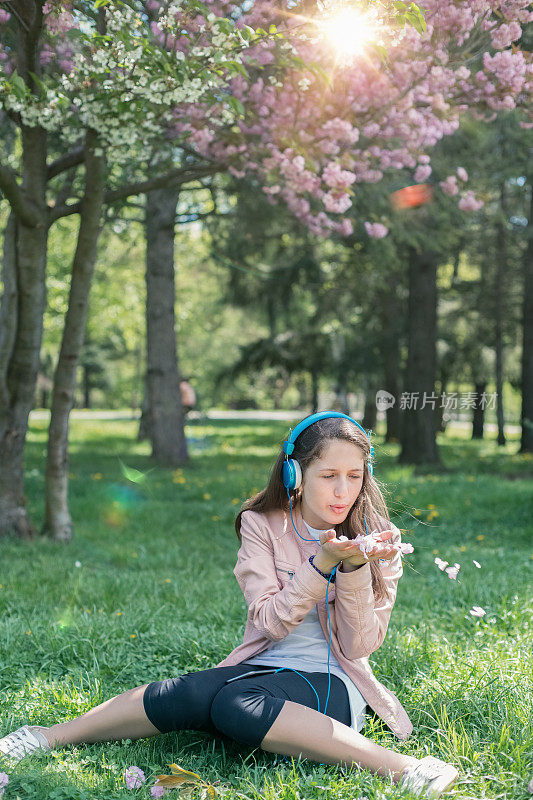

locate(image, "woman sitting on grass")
(1, 412), (458, 797)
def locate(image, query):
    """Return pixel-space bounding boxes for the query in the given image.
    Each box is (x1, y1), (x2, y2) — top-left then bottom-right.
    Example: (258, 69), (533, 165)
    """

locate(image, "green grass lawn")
(1, 417), (532, 800)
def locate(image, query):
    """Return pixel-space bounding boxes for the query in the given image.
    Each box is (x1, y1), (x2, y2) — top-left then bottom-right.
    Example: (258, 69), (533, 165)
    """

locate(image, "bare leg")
(260, 701), (418, 783)
(32, 685), (160, 747)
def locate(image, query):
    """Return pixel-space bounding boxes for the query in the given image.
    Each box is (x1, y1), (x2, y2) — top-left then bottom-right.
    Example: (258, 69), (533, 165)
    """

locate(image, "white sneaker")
(400, 755), (459, 798)
(0, 726), (51, 763)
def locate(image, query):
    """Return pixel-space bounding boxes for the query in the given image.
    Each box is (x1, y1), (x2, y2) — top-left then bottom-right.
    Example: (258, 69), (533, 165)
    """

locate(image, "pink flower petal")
(473, 560), (481, 568)
(469, 606), (486, 617)
(445, 565), (459, 580)
(399, 542), (414, 555)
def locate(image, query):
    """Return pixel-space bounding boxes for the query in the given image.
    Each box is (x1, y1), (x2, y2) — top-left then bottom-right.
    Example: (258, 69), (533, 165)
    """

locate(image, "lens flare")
(390, 184), (434, 209)
(101, 483), (144, 529)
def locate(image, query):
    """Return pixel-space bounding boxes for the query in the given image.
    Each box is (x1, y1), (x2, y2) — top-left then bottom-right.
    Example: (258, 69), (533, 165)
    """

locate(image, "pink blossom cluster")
(0, 772), (9, 799)
(169, 0), (531, 236)
(0, 0), (531, 237)
(440, 176), (460, 196)
(458, 191), (484, 211)
(364, 222), (389, 239)
(491, 21), (522, 50)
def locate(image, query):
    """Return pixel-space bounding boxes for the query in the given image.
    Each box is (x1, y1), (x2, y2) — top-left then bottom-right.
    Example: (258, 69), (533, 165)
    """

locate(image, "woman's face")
(300, 439), (365, 530)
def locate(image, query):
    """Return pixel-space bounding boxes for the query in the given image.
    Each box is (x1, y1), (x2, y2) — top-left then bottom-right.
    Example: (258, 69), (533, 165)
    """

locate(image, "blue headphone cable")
(282, 488), (342, 716)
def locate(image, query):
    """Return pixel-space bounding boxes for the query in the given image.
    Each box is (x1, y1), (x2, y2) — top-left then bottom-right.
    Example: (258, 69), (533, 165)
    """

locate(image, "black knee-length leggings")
(143, 663), (351, 748)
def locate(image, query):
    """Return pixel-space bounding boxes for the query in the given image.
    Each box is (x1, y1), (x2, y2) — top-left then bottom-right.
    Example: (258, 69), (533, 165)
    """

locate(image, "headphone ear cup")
(282, 459), (302, 490)
(292, 459), (302, 489)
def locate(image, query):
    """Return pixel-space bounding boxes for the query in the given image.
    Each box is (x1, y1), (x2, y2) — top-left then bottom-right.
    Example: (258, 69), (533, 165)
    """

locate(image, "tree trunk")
(310, 367), (319, 413)
(42, 130), (106, 541)
(399, 250), (440, 465)
(520, 167), (533, 453)
(144, 185), (189, 466)
(83, 365), (91, 409)
(0, 124), (48, 538)
(472, 381), (486, 439)
(436, 373), (448, 433)
(495, 184), (506, 447)
(361, 382), (377, 431)
(380, 289), (402, 442)
(383, 358), (401, 442)
(138, 387), (151, 441)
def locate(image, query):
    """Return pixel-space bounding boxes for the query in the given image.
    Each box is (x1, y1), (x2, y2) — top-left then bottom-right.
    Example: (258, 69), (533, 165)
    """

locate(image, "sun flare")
(324, 8), (373, 56)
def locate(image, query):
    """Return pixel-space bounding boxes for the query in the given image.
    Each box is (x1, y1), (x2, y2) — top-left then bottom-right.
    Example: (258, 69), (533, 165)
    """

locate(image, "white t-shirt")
(242, 519), (368, 732)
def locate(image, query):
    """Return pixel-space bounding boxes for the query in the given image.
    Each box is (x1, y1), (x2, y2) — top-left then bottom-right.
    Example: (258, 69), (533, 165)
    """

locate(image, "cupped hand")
(318, 529), (399, 568)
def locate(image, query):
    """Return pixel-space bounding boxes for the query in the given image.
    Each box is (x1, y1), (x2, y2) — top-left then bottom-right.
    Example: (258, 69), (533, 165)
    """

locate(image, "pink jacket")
(216, 503), (414, 740)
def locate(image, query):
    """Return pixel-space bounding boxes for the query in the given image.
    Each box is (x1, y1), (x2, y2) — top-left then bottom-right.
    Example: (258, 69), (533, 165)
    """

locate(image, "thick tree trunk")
(520, 168), (533, 453)
(143, 185), (189, 466)
(472, 381), (486, 439)
(399, 250), (440, 465)
(0, 125), (48, 538)
(42, 130), (106, 541)
(495, 184), (506, 447)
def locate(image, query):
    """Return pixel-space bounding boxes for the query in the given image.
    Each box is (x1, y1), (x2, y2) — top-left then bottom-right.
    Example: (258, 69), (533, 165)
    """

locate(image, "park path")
(29, 408), (521, 434)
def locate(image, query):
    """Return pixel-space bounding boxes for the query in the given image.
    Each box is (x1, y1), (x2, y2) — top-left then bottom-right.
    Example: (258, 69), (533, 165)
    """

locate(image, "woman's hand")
(316, 529), (400, 571)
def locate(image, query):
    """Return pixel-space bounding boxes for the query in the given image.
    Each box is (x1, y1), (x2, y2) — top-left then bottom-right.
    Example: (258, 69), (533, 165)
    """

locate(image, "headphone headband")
(282, 411), (374, 486)
(283, 411), (372, 453)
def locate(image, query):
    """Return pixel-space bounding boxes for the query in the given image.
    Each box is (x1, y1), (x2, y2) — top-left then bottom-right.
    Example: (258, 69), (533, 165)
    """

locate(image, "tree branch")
(47, 146), (84, 180)
(49, 162), (221, 221)
(0, 161), (39, 226)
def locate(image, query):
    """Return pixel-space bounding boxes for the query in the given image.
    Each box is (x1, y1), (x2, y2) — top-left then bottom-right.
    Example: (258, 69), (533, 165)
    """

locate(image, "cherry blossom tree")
(0, 0), (531, 537)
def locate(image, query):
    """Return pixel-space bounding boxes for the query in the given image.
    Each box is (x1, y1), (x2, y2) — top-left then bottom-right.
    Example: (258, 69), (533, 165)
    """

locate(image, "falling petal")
(445, 566), (459, 580)
(473, 560), (481, 568)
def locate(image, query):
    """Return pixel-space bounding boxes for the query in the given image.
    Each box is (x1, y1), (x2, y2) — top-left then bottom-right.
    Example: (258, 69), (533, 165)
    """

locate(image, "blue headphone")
(282, 411), (374, 491)
(272, 411), (375, 719)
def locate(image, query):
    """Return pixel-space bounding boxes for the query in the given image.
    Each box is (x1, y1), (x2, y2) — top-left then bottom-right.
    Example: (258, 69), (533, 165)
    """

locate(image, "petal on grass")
(469, 606), (486, 617)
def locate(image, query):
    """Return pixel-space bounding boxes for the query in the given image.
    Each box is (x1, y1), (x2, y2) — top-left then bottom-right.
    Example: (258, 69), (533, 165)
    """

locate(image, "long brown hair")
(235, 416), (392, 601)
